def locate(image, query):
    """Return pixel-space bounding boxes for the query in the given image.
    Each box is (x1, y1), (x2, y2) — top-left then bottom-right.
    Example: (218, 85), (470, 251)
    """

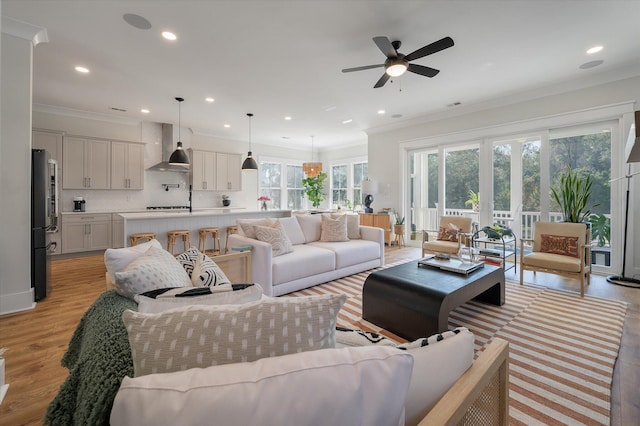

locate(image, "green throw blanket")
(44, 291), (137, 426)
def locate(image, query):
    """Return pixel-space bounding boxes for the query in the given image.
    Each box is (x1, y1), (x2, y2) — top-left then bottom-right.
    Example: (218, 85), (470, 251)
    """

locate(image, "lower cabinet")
(359, 213), (392, 245)
(61, 214), (112, 253)
(112, 214), (124, 249)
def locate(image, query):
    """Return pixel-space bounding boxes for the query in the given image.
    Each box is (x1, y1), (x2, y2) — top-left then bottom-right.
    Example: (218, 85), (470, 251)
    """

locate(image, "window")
(260, 162), (282, 208)
(331, 164), (348, 207)
(353, 162), (368, 207)
(259, 160), (305, 210)
(328, 159), (368, 210)
(287, 165), (304, 210)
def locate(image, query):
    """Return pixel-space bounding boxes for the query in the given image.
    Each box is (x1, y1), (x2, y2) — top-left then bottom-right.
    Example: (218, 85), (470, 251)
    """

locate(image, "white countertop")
(61, 207), (247, 216)
(118, 209), (290, 220)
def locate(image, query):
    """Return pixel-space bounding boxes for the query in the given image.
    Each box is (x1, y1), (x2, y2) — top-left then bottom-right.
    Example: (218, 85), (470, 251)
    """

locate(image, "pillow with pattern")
(175, 247), (200, 278)
(540, 234), (579, 257)
(192, 250), (231, 287)
(320, 214), (349, 242)
(123, 293), (346, 376)
(437, 226), (458, 242)
(114, 246), (192, 299)
(237, 218), (275, 239)
(331, 213), (360, 240)
(254, 220), (293, 257)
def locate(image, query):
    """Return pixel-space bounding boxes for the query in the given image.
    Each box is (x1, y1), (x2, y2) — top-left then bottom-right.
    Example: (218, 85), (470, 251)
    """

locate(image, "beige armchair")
(422, 216), (473, 257)
(519, 221), (590, 297)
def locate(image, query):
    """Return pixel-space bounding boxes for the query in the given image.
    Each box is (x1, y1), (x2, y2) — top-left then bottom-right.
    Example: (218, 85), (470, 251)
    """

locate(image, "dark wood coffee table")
(362, 261), (505, 340)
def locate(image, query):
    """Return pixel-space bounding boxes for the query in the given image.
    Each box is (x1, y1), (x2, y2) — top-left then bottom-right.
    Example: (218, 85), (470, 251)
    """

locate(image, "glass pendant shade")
(242, 113), (259, 170)
(169, 97), (190, 165)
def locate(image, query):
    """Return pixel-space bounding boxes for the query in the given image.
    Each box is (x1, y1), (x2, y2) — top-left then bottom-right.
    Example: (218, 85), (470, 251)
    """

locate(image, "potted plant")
(550, 165), (599, 223)
(465, 189), (480, 212)
(482, 223), (513, 240)
(258, 195), (270, 211)
(222, 194), (231, 207)
(302, 172), (327, 208)
(394, 214), (406, 235)
(589, 213), (610, 247)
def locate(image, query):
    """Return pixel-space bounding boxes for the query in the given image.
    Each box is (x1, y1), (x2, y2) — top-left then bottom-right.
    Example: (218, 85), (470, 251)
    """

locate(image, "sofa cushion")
(277, 217), (306, 245)
(320, 214), (349, 242)
(522, 251), (583, 272)
(122, 294), (346, 377)
(111, 346), (412, 426)
(114, 246), (192, 300)
(192, 250), (231, 287)
(254, 220), (293, 257)
(295, 214), (322, 242)
(236, 218), (275, 239)
(135, 284), (263, 314)
(345, 214), (361, 239)
(271, 244), (336, 285)
(175, 247), (200, 278)
(104, 239), (162, 282)
(309, 239), (380, 269)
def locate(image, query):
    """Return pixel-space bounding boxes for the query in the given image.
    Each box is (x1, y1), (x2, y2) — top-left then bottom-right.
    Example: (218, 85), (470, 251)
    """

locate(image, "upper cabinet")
(62, 137), (110, 189)
(111, 141), (144, 190)
(32, 130), (63, 162)
(190, 149), (216, 191)
(216, 153), (242, 191)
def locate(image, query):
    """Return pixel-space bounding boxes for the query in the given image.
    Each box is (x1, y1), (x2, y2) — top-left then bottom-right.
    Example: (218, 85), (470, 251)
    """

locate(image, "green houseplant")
(302, 172), (327, 208)
(589, 213), (610, 247)
(465, 190), (480, 212)
(550, 165), (599, 223)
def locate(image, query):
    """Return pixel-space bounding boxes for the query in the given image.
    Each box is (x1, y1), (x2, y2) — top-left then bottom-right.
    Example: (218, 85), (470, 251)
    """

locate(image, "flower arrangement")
(258, 196), (271, 201)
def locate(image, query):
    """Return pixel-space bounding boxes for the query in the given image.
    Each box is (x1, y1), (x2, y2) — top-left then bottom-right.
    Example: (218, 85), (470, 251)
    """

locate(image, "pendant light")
(303, 135), (322, 177)
(242, 113), (259, 170)
(169, 97), (190, 165)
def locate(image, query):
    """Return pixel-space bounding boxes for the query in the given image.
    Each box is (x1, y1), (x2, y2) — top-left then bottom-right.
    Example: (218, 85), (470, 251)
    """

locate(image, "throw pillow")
(237, 218), (275, 239)
(135, 284), (263, 314)
(276, 217), (306, 245)
(114, 246), (192, 300)
(191, 251), (231, 287)
(123, 294), (346, 376)
(175, 247), (200, 278)
(254, 221), (293, 257)
(320, 214), (348, 242)
(104, 239), (162, 282)
(331, 213), (361, 240)
(437, 226), (458, 242)
(540, 234), (579, 257)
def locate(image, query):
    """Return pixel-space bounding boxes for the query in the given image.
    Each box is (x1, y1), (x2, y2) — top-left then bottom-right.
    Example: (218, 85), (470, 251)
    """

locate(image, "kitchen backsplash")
(61, 171), (242, 212)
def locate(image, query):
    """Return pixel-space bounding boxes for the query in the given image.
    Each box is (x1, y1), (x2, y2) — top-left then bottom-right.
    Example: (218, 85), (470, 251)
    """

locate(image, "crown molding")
(2, 16), (48, 46)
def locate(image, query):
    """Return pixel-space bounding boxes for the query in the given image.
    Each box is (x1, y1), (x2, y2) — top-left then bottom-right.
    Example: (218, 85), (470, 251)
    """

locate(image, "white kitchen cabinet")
(189, 149), (216, 191)
(111, 214), (125, 248)
(111, 141), (144, 190)
(62, 137), (111, 189)
(61, 214), (112, 253)
(216, 152), (242, 191)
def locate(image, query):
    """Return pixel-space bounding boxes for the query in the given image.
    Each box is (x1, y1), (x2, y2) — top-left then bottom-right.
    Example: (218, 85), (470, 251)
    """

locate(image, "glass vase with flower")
(258, 195), (270, 211)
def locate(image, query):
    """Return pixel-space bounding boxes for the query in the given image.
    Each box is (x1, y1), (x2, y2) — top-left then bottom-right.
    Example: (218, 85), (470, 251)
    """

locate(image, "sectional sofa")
(227, 213), (385, 296)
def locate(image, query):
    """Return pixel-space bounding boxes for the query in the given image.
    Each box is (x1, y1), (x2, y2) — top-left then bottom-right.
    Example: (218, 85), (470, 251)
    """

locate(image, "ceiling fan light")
(386, 63), (407, 77)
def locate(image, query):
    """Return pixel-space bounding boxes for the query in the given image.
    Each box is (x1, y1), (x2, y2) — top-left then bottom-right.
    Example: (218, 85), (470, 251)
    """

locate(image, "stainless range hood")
(146, 123), (191, 172)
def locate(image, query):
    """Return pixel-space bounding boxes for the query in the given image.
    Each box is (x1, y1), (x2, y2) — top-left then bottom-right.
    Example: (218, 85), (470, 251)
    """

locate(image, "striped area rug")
(286, 262), (627, 425)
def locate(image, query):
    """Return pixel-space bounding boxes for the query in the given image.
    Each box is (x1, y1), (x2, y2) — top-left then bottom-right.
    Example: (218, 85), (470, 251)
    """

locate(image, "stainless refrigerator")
(31, 149), (58, 301)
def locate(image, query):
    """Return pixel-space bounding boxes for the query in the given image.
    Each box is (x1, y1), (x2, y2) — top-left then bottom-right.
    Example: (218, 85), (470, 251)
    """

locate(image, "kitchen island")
(119, 209), (291, 252)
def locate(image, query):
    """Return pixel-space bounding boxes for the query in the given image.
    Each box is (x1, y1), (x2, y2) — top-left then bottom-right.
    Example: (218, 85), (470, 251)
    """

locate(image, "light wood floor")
(0, 247), (638, 425)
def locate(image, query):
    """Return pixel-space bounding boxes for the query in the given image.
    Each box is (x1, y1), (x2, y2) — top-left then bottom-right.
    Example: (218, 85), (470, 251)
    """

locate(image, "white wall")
(367, 75), (640, 278)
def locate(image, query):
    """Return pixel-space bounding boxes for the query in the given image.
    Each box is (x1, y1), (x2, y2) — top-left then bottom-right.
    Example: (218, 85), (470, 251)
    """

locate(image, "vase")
(261, 201), (268, 211)
(222, 199), (231, 207)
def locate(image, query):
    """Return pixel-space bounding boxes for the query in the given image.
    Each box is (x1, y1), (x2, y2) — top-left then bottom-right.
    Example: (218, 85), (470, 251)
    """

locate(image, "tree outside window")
(331, 164), (347, 207)
(260, 162), (282, 208)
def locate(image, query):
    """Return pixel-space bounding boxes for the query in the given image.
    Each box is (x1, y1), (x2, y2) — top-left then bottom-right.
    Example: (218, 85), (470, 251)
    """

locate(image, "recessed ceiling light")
(342, 119), (353, 124)
(284, 116), (292, 121)
(586, 45), (603, 55)
(141, 109), (150, 114)
(162, 31), (177, 41)
(377, 110), (385, 115)
(223, 124), (231, 128)
(205, 97), (214, 103)
(75, 66), (89, 73)
(325, 105), (337, 112)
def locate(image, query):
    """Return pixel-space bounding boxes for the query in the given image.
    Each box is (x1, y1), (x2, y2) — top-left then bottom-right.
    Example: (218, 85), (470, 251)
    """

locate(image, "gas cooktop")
(146, 206), (190, 210)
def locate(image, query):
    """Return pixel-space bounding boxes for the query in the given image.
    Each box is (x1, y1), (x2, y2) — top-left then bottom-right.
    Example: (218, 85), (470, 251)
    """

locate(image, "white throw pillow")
(114, 246), (192, 300)
(237, 218), (275, 239)
(295, 214), (322, 242)
(104, 239), (162, 282)
(345, 213), (361, 239)
(135, 284), (263, 314)
(123, 294), (346, 376)
(111, 346), (413, 426)
(254, 221), (293, 257)
(191, 251), (231, 287)
(277, 216), (306, 245)
(320, 214), (349, 242)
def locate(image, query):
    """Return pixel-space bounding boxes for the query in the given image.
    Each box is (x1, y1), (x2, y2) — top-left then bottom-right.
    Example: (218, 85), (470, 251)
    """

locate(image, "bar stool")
(198, 227), (221, 256)
(129, 232), (156, 246)
(167, 230), (191, 255)
(224, 225), (238, 254)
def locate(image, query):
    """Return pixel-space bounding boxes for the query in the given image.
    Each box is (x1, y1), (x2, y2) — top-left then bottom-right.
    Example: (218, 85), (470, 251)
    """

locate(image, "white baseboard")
(0, 384), (9, 405)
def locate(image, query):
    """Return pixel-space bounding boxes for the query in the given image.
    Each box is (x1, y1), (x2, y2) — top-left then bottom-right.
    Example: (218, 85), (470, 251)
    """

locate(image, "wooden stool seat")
(167, 230), (191, 255)
(198, 227), (221, 256)
(224, 225), (239, 254)
(129, 232), (156, 246)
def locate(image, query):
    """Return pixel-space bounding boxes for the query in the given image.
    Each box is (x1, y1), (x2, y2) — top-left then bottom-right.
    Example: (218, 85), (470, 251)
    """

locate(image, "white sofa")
(228, 214), (385, 296)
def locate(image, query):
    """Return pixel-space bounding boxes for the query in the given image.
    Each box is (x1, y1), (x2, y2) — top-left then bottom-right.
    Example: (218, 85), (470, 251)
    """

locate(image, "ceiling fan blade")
(373, 36), (397, 58)
(405, 36), (454, 62)
(342, 64), (384, 73)
(407, 63), (440, 78)
(373, 73), (390, 88)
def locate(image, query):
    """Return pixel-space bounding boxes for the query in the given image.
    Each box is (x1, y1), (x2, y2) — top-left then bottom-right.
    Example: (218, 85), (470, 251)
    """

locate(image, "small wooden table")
(362, 261), (505, 340)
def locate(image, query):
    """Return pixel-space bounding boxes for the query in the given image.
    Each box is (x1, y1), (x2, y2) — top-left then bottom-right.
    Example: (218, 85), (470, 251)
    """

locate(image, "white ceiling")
(4, 0), (640, 151)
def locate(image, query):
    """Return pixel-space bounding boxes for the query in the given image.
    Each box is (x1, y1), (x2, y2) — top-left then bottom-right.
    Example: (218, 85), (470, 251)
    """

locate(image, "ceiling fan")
(342, 36), (454, 88)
